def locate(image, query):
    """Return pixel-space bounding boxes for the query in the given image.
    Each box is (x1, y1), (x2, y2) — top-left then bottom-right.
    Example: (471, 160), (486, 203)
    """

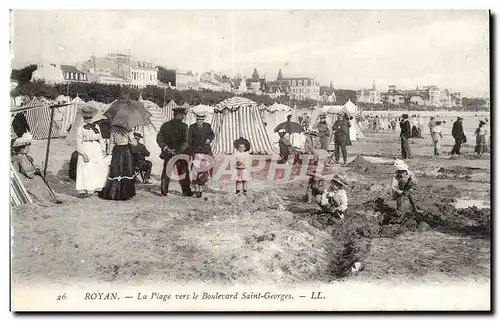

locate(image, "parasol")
(274, 120), (304, 134)
(104, 99), (151, 130)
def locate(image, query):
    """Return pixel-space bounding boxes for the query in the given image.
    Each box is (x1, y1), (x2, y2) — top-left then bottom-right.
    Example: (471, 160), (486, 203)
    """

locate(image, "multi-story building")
(198, 71), (232, 92)
(128, 60), (158, 87)
(79, 53), (158, 87)
(31, 63), (89, 84)
(356, 81), (382, 104)
(382, 85), (406, 105)
(319, 81), (336, 104)
(175, 69), (199, 89)
(277, 69), (320, 101)
(245, 68), (267, 94)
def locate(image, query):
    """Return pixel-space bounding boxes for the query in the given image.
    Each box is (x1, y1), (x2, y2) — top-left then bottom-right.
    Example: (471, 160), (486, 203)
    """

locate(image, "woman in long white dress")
(75, 106), (109, 197)
(349, 116), (357, 142)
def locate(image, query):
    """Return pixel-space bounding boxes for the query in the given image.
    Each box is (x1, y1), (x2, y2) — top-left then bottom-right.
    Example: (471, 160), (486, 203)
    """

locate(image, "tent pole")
(43, 105), (56, 178)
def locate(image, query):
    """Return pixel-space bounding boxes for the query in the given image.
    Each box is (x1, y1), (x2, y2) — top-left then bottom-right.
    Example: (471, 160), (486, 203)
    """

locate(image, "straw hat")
(12, 132), (33, 148)
(331, 175), (348, 188)
(394, 159), (409, 171)
(308, 129), (319, 136)
(81, 105), (98, 118)
(194, 110), (207, 119)
(319, 112), (327, 118)
(133, 132), (143, 139)
(233, 137), (251, 152)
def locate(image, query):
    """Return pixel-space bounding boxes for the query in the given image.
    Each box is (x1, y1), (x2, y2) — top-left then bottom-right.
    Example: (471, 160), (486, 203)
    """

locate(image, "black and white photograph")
(8, 9), (491, 311)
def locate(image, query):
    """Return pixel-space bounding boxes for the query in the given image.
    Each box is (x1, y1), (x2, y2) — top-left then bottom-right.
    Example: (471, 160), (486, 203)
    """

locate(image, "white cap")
(278, 129), (286, 134)
(394, 159), (409, 171)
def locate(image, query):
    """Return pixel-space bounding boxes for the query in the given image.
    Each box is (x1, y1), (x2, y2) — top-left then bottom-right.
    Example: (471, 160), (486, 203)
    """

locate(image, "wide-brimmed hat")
(319, 112), (327, 118)
(81, 105), (98, 118)
(194, 110), (207, 119)
(330, 175), (348, 188)
(277, 128), (287, 135)
(12, 132), (33, 148)
(173, 105), (188, 113)
(394, 159), (409, 171)
(233, 137), (251, 152)
(308, 129), (319, 136)
(479, 120), (486, 126)
(133, 132), (143, 139)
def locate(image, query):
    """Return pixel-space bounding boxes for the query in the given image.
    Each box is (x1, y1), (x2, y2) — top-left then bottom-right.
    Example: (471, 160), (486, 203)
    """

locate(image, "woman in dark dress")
(99, 125), (137, 201)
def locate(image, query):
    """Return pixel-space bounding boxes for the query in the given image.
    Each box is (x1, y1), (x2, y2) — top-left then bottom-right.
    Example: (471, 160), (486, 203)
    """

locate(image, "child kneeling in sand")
(233, 137), (251, 195)
(315, 175), (348, 221)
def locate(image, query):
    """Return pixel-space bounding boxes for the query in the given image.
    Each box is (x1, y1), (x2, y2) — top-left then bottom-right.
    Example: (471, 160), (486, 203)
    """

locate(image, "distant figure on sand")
(475, 120), (488, 155)
(316, 113), (330, 150)
(399, 114), (412, 159)
(451, 117), (466, 156)
(431, 121), (443, 156)
(331, 113), (351, 165)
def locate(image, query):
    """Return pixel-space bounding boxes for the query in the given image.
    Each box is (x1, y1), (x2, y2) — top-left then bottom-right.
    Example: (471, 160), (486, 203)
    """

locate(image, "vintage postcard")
(9, 9), (491, 311)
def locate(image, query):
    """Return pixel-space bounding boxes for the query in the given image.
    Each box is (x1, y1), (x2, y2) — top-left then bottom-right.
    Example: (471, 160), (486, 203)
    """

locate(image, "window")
(292, 80), (296, 86)
(298, 80), (302, 86)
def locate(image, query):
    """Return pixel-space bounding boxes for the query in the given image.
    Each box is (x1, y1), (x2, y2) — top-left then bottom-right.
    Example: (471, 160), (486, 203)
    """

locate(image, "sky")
(10, 10), (490, 96)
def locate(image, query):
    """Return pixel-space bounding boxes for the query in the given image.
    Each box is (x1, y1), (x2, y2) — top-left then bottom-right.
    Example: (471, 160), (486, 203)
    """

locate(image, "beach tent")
(163, 100), (178, 121)
(60, 96), (85, 135)
(343, 100), (358, 115)
(24, 97), (61, 140)
(138, 96), (166, 131)
(10, 163), (33, 207)
(263, 102), (293, 144)
(210, 97), (273, 154)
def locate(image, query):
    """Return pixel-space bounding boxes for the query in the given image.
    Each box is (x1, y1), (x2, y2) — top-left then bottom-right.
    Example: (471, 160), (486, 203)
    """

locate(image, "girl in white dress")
(349, 116), (357, 142)
(75, 106), (108, 197)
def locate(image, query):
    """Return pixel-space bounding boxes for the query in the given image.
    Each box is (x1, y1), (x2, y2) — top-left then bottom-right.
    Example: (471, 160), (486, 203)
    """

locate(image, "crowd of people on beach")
(10, 101), (490, 226)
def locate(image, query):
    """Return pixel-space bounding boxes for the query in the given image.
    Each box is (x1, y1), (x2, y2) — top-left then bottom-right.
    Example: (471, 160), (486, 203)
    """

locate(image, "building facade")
(175, 69), (199, 89)
(319, 81), (336, 104)
(382, 85), (406, 105)
(31, 63), (89, 84)
(356, 81), (382, 104)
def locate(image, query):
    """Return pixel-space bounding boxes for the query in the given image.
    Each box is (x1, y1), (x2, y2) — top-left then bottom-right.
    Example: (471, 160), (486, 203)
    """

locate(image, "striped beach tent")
(24, 97), (61, 140)
(60, 96), (85, 134)
(163, 100), (178, 121)
(10, 163), (33, 206)
(181, 102), (191, 110)
(139, 97), (166, 131)
(210, 97), (273, 155)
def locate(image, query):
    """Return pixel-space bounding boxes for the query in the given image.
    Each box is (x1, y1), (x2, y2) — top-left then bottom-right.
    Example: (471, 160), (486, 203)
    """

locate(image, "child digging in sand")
(233, 137), (251, 195)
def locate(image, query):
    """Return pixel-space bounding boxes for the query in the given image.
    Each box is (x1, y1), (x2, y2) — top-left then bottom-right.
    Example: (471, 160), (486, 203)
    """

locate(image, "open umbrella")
(104, 99), (151, 130)
(274, 120), (304, 134)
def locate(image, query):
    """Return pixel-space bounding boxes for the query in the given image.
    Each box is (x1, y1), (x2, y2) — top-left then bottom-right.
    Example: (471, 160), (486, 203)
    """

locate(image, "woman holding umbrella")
(99, 99), (150, 201)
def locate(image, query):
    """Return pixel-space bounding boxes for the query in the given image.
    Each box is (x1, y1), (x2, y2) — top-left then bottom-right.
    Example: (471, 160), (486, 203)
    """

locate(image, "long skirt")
(401, 136), (412, 159)
(21, 174), (56, 207)
(319, 135), (330, 150)
(99, 145), (136, 201)
(76, 141), (109, 193)
(475, 135), (487, 154)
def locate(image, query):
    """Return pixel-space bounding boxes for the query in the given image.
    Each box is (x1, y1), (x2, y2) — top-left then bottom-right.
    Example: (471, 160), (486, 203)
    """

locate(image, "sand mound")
(347, 155), (381, 173)
(438, 166), (488, 176)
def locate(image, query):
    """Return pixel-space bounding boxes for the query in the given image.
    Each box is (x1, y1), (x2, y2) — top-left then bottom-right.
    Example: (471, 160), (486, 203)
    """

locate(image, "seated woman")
(11, 133), (62, 207)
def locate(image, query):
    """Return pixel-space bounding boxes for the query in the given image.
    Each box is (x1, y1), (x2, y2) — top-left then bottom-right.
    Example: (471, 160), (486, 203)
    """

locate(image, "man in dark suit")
(188, 111), (215, 198)
(156, 106), (192, 196)
(131, 132), (152, 184)
(400, 114), (412, 159)
(331, 113), (351, 165)
(451, 117), (466, 155)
